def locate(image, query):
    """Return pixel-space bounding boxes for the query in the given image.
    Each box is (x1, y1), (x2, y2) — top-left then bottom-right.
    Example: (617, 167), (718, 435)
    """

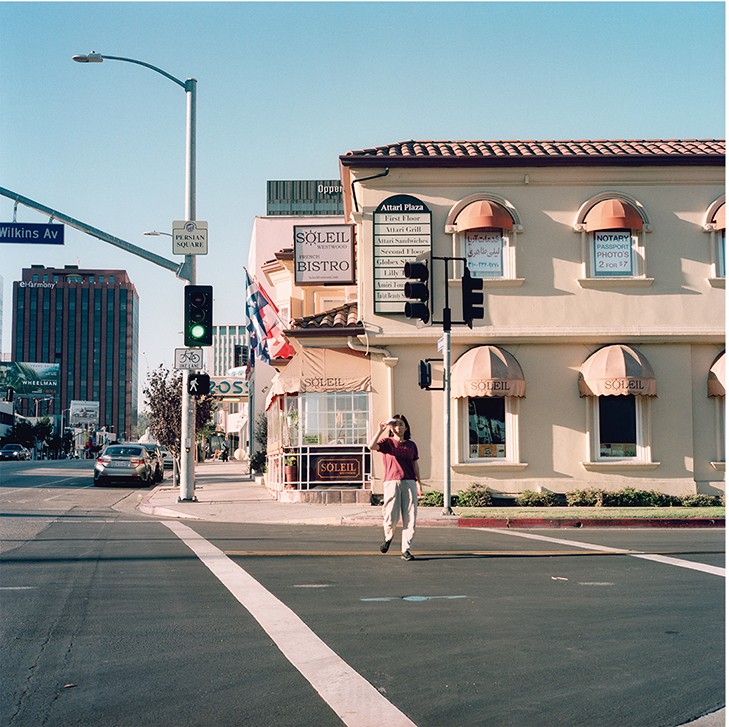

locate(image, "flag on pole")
(244, 268), (294, 363)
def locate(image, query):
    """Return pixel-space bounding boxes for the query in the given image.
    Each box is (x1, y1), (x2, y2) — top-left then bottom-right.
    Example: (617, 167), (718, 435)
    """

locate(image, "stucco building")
(332, 139), (725, 497)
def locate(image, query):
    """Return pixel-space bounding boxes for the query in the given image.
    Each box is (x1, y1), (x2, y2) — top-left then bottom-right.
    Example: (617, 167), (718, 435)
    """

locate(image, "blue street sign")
(0, 222), (64, 244)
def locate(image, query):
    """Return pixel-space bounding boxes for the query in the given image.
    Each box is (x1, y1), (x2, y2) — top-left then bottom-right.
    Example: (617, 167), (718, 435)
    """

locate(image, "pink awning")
(454, 200), (513, 232)
(265, 348), (371, 409)
(579, 345), (656, 397)
(708, 352), (725, 397)
(584, 199), (643, 232)
(451, 345), (525, 398)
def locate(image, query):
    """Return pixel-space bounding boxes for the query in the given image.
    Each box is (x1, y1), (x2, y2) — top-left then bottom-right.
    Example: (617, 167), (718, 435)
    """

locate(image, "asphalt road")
(1, 461), (725, 727)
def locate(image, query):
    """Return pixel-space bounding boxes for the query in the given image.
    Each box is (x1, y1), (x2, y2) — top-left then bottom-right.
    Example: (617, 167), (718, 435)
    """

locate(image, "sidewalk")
(138, 460), (725, 529)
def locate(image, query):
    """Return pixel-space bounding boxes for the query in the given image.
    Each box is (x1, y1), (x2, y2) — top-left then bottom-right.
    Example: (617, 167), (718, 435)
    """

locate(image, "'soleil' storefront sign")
(294, 225), (355, 285)
(373, 195), (431, 314)
(310, 454), (362, 482)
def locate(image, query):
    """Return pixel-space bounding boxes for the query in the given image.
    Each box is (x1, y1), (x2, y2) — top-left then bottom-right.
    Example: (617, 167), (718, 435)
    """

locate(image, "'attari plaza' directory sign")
(373, 194), (432, 314)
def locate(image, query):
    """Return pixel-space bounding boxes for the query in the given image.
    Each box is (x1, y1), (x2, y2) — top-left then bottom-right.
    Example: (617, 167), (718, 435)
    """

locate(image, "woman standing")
(368, 414), (423, 561)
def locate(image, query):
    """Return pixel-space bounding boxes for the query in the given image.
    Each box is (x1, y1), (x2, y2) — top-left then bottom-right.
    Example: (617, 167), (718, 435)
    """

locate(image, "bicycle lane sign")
(175, 347), (204, 370)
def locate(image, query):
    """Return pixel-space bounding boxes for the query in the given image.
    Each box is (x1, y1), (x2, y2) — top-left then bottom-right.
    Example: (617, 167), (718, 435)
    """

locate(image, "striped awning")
(579, 345), (656, 397)
(451, 345), (525, 398)
(265, 348), (371, 409)
(708, 352), (725, 397)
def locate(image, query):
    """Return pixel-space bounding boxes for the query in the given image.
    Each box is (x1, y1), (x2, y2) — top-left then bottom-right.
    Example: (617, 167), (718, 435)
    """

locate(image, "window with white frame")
(447, 197), (522, 282)
(464, 229), (509, 278)
(591, 229), (635, 277)
(578, 196), (650, 281)
(462, 396), (520, 462)
(589, 394), (652, 462)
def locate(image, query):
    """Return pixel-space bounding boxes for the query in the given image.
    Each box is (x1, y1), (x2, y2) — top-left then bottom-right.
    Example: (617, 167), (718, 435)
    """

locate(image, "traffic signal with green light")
(184, 285), (213, 346)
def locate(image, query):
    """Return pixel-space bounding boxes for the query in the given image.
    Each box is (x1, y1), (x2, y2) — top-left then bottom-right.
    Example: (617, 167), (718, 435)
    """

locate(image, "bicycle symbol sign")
(175, 347), (204, 370)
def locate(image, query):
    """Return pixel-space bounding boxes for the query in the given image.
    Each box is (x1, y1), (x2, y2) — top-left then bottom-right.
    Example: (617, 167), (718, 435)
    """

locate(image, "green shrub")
(419, 490), (444, 507)
(566, 488), (604, 507)
(514, 490), (559, 507)
(681, 494), (724, 507)
(457, 483), (493, 507)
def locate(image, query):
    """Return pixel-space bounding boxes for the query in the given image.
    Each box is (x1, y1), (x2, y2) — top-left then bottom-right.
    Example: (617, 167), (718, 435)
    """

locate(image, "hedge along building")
(338, 139), (725, 497)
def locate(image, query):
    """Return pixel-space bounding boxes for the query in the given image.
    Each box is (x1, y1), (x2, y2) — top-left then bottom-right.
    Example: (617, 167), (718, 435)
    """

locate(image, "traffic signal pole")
(404, 256), (483, 515)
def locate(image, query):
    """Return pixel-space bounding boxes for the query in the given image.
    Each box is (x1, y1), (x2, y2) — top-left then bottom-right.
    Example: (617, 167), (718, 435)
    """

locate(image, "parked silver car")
(93, 444), (155, 486)
(0, 443), (31, 461)
(134, 442), (165, 483)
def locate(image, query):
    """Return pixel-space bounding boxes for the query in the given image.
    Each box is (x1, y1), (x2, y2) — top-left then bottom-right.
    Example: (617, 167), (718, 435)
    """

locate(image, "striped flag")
(244, 268), (294, 363)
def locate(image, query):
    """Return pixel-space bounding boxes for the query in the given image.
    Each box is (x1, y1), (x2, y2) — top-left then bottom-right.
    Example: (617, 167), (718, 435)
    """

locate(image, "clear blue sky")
(0, 1), (724, 408)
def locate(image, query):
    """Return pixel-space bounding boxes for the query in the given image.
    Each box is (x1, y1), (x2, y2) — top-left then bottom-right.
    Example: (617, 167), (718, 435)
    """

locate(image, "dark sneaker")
(401, 550), (415, 561)
(380, 539), (392, 553)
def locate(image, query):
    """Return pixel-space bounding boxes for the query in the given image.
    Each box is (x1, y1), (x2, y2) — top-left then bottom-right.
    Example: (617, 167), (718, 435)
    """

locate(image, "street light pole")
(73, 51), (198, 501)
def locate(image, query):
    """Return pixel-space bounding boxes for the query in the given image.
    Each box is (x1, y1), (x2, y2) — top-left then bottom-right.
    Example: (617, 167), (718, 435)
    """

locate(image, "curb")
(457, 517), (726, 529)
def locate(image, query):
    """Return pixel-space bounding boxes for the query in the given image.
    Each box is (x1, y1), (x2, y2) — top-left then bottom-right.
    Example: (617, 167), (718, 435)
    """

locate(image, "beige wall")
(350, 163), (724, 496)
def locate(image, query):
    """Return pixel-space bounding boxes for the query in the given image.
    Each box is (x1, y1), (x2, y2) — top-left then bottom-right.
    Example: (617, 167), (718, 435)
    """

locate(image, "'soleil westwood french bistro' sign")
(373, 195), (431, 314)
(294, 224), (355, 285)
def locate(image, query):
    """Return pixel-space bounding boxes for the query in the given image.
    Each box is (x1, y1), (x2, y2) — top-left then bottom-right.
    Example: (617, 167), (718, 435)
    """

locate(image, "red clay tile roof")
(341, 139), (725, 167)
(288, 303), (363, 337)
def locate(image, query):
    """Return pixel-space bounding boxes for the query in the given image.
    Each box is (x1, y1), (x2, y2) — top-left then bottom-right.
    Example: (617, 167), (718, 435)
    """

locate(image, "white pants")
(382, 479), (418, 551)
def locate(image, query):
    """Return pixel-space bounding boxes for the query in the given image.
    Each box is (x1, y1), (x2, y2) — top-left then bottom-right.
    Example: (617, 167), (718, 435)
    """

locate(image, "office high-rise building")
(11, 265), (139, 439)
(211, 324), (247, 376)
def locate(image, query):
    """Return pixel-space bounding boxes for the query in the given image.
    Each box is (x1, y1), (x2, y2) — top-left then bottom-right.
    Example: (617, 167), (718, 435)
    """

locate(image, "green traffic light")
(190, 323), (207, 340)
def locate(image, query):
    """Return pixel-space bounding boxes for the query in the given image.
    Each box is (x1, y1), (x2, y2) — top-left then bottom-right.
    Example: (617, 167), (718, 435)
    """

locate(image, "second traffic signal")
(462, 268), (484, 328)
(184, 285), (213, 346)
(403, 260), (430, 324)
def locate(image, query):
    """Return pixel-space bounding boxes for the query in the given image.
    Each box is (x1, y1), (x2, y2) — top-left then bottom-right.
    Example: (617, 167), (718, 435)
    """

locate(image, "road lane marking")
(164, 521), (417, 727)
(223, 549), (724, 558)
(475, 528), (726, 578)
(361, 595), (467, 602)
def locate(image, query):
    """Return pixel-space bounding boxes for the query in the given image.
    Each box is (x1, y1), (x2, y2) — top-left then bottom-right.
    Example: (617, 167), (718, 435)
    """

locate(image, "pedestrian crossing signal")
(188, 373), (210, 396)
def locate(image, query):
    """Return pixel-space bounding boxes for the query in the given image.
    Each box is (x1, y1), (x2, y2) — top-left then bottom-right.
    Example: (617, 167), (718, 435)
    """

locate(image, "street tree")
(142, 365), (215, 461)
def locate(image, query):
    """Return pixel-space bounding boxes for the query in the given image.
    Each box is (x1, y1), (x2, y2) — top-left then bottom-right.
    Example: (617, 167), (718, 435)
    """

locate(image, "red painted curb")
(457, 518), (725, 529)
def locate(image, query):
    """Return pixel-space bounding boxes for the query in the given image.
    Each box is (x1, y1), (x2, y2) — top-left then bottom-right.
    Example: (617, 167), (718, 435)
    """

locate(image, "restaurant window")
(598, 395), (637, 458)
(580, 344), (656, 466)
(576, 195), (651, 283)
(589, 394), (653, 462)
(467, 397), (506, 459)
(285, 392), (369, 446)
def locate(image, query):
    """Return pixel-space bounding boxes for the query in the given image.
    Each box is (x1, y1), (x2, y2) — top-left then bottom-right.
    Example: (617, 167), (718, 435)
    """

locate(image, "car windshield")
(3, 445), (21, 450)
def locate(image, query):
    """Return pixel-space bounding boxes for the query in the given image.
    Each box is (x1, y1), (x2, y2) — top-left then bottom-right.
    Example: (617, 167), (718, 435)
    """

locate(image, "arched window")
(703, 196), (725, 284)
(575, 194), (651, 285)
(445, 195), (523, 285)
